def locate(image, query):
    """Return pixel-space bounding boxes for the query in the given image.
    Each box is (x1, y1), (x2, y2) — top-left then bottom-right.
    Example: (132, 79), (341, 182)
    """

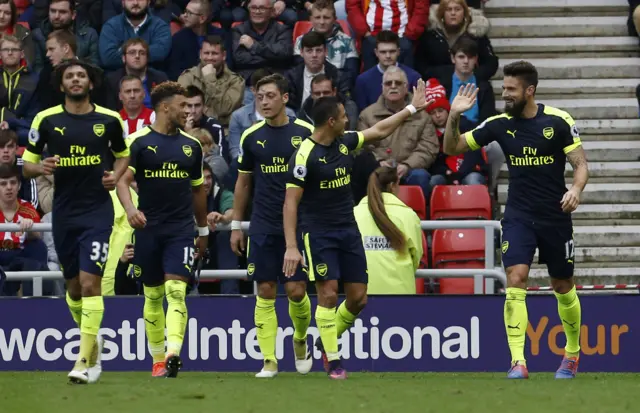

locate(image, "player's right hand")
(230, 229), (245, 256)
(42, 156), (59, 175)
(450, 83), (479, 115)
(126, 207), (147, 229)
(283, 246), (303, 278)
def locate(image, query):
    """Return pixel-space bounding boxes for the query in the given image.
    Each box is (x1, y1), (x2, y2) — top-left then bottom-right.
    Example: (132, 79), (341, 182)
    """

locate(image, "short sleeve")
(465, 117), (499, 151)
(237, 131), (254, 174)
(287, 149), (307, 189)
(128, 138), (142, 174)
(560, 114), (582, 154)
(342, 131), (364, 152)
(109, 115), (130, 158)
(22, 112), (48, 164)
(190, 141), (204, 187)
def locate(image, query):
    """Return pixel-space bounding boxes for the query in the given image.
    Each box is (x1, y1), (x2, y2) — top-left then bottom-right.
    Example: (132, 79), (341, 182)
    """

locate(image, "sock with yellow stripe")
(335, 301), (358, 337)
(66, 292), (82, 328)
(316, 305), (339, 361)
(255, 296), (278, 362)
(76, 295), (103, 369)
(288, 293), (311, 341)
(143, 285), (166, 363)
(165, 280), (188, 356)
(555, 286), (581, 357)
(504, 287), (528, 364)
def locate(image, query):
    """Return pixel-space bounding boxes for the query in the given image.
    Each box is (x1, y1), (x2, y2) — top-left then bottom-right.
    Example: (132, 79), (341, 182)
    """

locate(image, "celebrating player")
(283, 79), (430, 379)
(116, 82), (208, 378)
(443, 61), (589, 379)
(231, 74), (314, 378)
(22, 58), (130, 384)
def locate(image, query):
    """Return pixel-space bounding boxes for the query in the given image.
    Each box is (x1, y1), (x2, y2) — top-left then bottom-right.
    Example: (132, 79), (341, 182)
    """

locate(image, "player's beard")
(65, 85), (90, 102)
(51, 19), (73, 31)
(504, 96), (527, 118)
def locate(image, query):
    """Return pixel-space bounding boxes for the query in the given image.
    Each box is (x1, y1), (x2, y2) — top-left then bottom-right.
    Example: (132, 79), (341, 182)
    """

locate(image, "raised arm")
(443, 84), (480, 155)
(360, 79), (430, 144)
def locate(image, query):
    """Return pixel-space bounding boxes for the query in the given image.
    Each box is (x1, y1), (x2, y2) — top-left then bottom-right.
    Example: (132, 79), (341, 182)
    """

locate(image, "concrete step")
(489, 16), (628, 38)
(574, 226), (640, 247)
(494, 58), (640, 79)
(498, 183), (640, 204)
(485, 0), (628, 15)
(495, 98), (638, 119)
(576, 119), (640, 135)
(534, 247), (640, 263)
(581, 141), (640, 161)
(529, 266), (640, 280)
(492, 37), (639, 57)
(580, 134), (640, 142)
(492, 79), (640, 98)
(499, 161), (640, 178)
(523, 204), (640, 220)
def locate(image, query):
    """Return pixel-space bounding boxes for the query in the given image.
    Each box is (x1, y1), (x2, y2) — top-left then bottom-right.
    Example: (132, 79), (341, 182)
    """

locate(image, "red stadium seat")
(396, 185), (426, 220)
(16, 21), (29, 29)
(170, 21), (183, 35)
(430, 184), (492, 220)
(415, 231), (428, 294)
(337, 19), (351, 35)
(211, 22), (222, 28)
(293, 21), (312, 42)
(231, 21), (242, 28)
(16, 146), (25, 156)
(432, 229), (485, 294)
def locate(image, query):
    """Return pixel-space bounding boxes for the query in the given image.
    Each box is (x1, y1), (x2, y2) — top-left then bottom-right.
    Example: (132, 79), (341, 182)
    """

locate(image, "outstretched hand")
(410, 79), (433, 111)
(450, 83), (479, 115)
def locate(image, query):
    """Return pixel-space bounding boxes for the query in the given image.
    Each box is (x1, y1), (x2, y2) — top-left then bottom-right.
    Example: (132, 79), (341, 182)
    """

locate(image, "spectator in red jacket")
(346, 0), (429, 70)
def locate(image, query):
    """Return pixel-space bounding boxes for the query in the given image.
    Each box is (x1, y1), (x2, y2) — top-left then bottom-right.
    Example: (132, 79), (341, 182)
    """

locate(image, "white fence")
(0, 221), (505, 296)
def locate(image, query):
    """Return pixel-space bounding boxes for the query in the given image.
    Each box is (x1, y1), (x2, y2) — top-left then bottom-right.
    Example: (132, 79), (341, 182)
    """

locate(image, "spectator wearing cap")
(297, 73), (358, 130)
(285, 31), (351, 111)
(425, 78), (486, 187)
(99, 0), (172, 71)
(0, 0), (35, 67)
(416, 0), (497, 82)
(358, 66), (439, 203)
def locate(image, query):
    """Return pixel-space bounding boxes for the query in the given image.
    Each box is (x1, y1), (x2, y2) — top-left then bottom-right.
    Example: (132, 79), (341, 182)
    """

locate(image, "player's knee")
(257, 281), (277, 300)
(66, 279), (81, 301)
(165, 280), (187, 303)
(143, 284), (165, 304)
(550, 278), (574, 294)
(318, 289), (338, 308)
(79, 276), (100, 297)
(346, 289), (367, 313)
(506, 265), (529, 288)
(285, 282), (306, 302)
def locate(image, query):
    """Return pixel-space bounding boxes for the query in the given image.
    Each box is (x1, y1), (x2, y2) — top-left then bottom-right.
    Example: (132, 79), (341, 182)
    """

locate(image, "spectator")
(0, 35), (39, 146)
(285, 31), (351, 111)
(0, 0), (35, 67)
(99, 0), (172, 71)
(438, 36), (496, 125)
(346, 0), (428, 70)
(354, 30), (420, 112)
(293, 0), (359, 88)
(34, 29), (73, 108)
(213, 0), (247, 30)
(183, 85), (230, 166)
(102, 0), (182, 24)
(354, 166), (422, 295)
(118, 74), (155, 135)
(113, 242), (138, 295)
(416, 0), (497, 82)
(358, 66), (439, 202)
(36, 172), (53, 214)
(227, 68), (296, 160)
(0, 129), (38, 209)
(0, 163), (49, 297)
(232, 0), (293, 105)
(32, 0), (99, 72)
(425, 79), (486, 186)
(188, 126), (229, 183)
(105, 38), (168, 110)
(297, 73), (357, 130)
(178, 35), (244, 126)
(168, 0), (230, 80)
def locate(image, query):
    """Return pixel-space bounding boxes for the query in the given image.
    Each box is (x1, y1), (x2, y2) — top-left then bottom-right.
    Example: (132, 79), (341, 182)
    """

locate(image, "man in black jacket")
(297, 73), (357, 130)
(285, 31), (351, 111)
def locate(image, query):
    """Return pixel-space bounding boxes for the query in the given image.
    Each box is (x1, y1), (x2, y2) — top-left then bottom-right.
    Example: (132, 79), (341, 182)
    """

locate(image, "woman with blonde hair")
(354, 166), (423, 295)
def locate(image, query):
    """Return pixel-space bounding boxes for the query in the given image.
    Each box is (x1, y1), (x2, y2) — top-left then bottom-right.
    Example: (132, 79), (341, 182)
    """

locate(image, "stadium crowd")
(0, 0), (502, 297)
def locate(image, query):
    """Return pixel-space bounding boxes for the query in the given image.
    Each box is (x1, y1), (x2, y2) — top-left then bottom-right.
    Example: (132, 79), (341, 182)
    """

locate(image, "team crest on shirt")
(93, 124), (105, 137)
(316, 263), (328, 277)
(542, 127), (554, 140)
(182, 145), (193, 157)
(247, 263), (255, 276)
(132, 265), (142, 278)
(501, 241), (509, 254)
(291, 136), (302, 148)
(28, 128), (39, 143)
(339, 144), (348, 155)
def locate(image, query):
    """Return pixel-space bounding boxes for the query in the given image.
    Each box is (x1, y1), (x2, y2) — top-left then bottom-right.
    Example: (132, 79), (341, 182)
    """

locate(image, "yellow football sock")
(336, 301), (358, 337)
(316, 305), (339, 361)
(255, 296), (278, 362)
(504, 287), (528, 364)
(66, 292), (82, 328)
(555, 286), (581, 356)
(288, 293), (311, 341)
(76, 295), (103, 368)
(165, 280), (188, 356)
(144, 285), (166, 363)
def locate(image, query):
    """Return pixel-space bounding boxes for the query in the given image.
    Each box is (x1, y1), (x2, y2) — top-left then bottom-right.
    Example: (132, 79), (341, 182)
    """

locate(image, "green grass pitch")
(2, 372), (640, 413)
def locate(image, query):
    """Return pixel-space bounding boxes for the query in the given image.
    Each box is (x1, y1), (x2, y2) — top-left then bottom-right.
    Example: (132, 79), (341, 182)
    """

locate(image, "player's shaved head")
(311, 96), (341, 126)
(150, 81), (187, 110)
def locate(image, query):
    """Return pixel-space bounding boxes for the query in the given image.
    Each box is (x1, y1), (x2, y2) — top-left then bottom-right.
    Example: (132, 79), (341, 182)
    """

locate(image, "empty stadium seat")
(212, 22), (222, 28)
(16, 21), (29, 29)
(170, 21), (183, 35)
(396, 185), (426, 220)
(293, 21), (312, 41)
(430, 185), (492, 220)
(431, 228), (485, 294)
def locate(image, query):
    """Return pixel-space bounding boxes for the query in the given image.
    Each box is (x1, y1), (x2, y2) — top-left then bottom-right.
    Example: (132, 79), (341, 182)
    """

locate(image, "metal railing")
(0, 221), (505, 296)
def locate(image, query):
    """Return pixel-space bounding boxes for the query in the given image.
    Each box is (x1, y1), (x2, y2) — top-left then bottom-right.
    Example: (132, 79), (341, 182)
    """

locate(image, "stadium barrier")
(0, 221), (505, 297)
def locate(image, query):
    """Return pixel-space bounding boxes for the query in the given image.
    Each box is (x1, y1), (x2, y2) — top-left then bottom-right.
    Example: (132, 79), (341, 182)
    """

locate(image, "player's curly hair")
(52, 57), (103, 90)
(150, 81), (187, 110)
